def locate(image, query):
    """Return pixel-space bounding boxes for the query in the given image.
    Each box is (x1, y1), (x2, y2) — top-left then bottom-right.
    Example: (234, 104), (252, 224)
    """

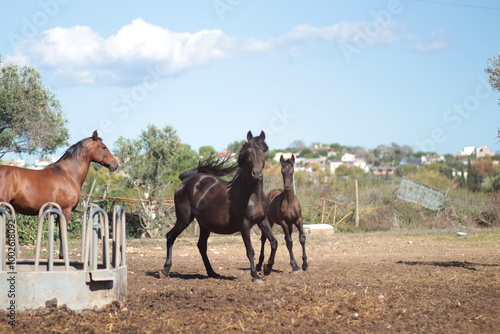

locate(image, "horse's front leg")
(258, 218), (278, 276)
(256, 226), (268, 272)
(240, 219), (262, 282)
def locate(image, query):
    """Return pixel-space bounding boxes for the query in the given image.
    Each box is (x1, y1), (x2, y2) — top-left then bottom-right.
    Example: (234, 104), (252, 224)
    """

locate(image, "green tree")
(198, 145), (217, 160)
(227, 140), (246, 156)
(0, 57), (68, 158)
(165, 144), (198, 191)
(467, 160), (482, 192)
(335, 164), (365, 178)
(486, 55), (500, 101)
(115, 124), (183, 237)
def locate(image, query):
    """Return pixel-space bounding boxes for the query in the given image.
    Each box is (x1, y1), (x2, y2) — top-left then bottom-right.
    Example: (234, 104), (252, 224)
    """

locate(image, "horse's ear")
(92, 130), (98, 141)
(280, 155), (285, 163)
(291, 154), (295, 164)
(259, 131), (266, 140)
(247, 131), (253, 141)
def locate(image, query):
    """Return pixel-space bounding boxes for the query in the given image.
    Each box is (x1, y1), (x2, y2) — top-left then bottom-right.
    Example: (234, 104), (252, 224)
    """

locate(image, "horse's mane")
(54, 136), (95, 163)
(178, 156), (238, 180)
(179, 135), (268, 181)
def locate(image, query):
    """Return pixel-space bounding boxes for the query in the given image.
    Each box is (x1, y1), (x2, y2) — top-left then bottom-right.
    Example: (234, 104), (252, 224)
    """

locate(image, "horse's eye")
(102, 146), (107, 150)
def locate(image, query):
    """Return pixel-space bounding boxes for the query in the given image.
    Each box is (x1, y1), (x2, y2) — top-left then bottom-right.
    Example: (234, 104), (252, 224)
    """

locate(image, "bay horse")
(161, 131), (278, 282)
(257, 154), (308, 272)
(0, 130), (119, 228)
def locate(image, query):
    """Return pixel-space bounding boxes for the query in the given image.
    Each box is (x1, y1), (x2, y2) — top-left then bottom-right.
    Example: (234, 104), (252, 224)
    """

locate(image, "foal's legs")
(296, 219), (308, 271)
(197, 225), (219, 278)
(281, 222), (301, 272)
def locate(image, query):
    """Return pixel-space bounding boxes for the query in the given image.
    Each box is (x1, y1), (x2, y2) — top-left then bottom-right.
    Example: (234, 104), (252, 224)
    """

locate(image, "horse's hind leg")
(197, 225), (219, 278)
(162, 212), (192, 277)
(282, 223), (301, 272)
(297, 219), (308, 271)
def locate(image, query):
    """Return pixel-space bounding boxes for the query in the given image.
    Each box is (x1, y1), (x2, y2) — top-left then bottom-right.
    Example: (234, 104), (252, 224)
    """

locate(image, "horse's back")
(267, 188), (283, 203)
(0, 165), (78, 215)
(175, 173), (229, 212)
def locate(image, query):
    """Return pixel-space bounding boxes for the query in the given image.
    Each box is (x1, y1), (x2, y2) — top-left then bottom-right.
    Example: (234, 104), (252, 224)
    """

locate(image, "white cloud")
(411, 28), (449, 54)
(7, 18), (406, 86)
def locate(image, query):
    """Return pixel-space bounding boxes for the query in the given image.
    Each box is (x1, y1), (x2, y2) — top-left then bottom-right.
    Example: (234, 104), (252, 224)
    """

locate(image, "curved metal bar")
(84, 207), (110, 272)
(81, 203), (98, 262)
(0, 202), (17, 271)
(34, 207), (69, 271)
(112, 206), (126, 267)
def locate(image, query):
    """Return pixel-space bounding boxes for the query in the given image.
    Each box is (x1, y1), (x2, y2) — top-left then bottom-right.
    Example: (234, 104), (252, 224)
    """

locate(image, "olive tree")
(0, 57), (68, 158)
(115, 124), (183, 238)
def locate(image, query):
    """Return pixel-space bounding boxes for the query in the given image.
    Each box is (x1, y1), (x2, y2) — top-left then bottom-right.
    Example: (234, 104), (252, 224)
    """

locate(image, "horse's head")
(280, 154), (295, 191)
(238, 131), (268, 181)
(88, 130), (119, 172)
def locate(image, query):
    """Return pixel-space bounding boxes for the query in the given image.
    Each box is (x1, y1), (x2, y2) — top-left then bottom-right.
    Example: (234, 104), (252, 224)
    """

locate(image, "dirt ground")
(1, 228), (499, 333)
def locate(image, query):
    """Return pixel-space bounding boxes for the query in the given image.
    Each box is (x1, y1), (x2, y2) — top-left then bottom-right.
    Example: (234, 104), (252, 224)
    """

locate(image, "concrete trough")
(0, 202), (127, 312)
(303, 223), (335, 236)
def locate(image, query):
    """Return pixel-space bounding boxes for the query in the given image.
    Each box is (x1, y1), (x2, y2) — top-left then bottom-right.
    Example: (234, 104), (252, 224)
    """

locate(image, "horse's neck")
(51, 156), (92, 187)
(284, 174), (296, 201)
(232, 171), (264, 197)
(283, 186), (296, 203)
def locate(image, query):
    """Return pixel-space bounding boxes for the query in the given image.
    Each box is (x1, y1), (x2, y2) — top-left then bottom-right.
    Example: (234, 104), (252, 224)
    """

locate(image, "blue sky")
(1, 0), (499, 161)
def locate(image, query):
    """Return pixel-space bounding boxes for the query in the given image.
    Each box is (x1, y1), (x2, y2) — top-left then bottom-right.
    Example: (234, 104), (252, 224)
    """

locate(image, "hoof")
(263, 264), (273, 276)
(292, 268), (302, 274)
(256, 265), (262, 272)
(159, 268), (170, 278)
(302, 264), (308, 271)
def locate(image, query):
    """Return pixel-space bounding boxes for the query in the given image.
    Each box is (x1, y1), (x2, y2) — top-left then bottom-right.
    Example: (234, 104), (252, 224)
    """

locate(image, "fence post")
(354, 180), (359, 227)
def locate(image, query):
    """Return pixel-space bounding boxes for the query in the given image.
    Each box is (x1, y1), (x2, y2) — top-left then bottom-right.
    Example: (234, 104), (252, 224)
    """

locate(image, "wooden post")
(354, 180), (359, 227)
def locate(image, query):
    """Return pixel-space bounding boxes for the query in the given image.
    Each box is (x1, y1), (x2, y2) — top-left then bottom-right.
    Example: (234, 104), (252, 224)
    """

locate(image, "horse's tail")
(179, 156), (239, 180)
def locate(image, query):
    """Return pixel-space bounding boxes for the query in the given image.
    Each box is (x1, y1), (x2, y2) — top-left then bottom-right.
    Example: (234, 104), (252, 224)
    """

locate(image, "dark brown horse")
(257, 154), (308, 272)
(161, 131), (278, 282)
(0, 130), (119, 224)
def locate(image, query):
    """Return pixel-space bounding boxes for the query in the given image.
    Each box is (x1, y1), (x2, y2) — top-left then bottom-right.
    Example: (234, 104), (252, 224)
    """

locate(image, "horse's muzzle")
(108, 163), (119, 172)
(252, 169), (263, 180)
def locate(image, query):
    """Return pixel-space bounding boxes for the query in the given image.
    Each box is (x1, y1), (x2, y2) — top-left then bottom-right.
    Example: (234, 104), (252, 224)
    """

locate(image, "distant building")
(341, 153), (356, 163)
(312, 145), (336, 158)
(458, 146), (475, 156)
(34, 157), (57, 168)
(421, 155), (445, 164)
(399, 156), (423, 166)
(273, 152), (296, 162)
(457, 145), (495, 158)
(370, 166), (396, 176)
(326, 161), (343, 174)
(473, 146), (495, 158)
(2, 159), (25, 167)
